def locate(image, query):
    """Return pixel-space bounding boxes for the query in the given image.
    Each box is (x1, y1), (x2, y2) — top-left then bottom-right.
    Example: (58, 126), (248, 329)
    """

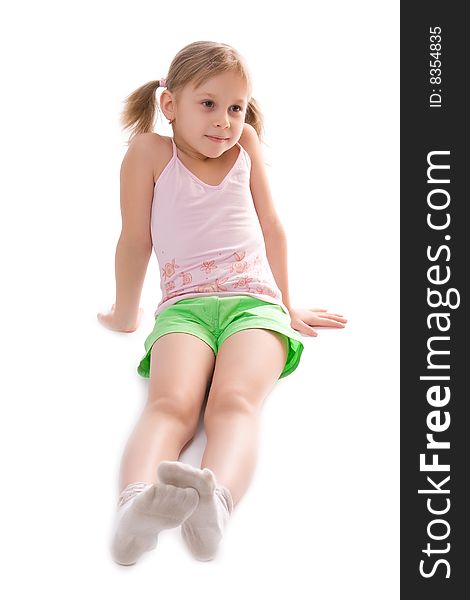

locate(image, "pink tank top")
(151, 137), (289, 317)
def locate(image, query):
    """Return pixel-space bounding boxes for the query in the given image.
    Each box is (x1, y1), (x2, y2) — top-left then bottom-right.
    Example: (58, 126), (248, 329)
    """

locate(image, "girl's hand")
(288, 307), (347, 337)
(97, 304), (144, 333)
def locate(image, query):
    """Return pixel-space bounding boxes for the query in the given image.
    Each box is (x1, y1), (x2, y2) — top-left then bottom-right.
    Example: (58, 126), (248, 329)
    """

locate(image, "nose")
(213, 110), (230, 129)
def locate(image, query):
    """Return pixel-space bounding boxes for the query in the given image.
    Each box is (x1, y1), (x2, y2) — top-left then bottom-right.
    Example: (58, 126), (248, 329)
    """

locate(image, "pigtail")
(120, 80), (163, 145)
(245, 96), (265, 144)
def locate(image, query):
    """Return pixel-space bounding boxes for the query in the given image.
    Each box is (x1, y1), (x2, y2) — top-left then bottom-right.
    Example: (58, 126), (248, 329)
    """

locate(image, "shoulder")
(125, 133), (173, 183)
(126, 131), (163, 154)
(237, 123), (260, 160)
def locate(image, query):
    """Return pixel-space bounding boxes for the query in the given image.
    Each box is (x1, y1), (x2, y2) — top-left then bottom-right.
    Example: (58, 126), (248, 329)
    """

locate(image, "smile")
(206, 136), (228, 143)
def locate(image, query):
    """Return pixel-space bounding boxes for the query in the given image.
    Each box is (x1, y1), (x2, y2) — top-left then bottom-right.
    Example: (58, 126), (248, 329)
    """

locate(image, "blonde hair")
(120, 41), (265, 146)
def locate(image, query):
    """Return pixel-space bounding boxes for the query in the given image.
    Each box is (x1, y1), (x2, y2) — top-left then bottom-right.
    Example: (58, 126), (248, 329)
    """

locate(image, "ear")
(160, 90), (176, 122)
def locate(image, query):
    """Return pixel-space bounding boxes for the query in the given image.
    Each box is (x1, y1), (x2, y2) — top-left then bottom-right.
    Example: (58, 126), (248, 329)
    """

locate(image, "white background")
(1, 1), (399, 597)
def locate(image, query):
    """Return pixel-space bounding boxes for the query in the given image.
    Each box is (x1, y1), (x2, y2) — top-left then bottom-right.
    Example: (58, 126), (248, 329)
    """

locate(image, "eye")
(201, 101), (243, 113)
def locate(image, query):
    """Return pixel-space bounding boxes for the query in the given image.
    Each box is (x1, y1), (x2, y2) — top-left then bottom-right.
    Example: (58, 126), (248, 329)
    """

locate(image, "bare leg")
(118, 332), (215, 494)
(156, 328), (288, 560)
(111, 333), (216, 565)
(202, 329), (288, 506)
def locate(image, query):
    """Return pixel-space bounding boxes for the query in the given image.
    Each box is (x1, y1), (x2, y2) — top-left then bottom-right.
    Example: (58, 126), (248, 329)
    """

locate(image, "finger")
(316, 319), (346, 327)
(97, 315), (110, 330)
(303, 326), (318, 337)
(311, 308), (327, 312)
(322, 314), (347, 322)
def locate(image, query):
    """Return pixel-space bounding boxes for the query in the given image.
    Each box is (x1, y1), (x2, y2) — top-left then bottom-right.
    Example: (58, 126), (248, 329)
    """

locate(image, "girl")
(97, 40), (346, 566)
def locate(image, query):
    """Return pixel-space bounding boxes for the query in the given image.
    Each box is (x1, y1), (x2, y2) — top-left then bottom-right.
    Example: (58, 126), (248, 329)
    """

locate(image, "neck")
(173, 134), (211, 162)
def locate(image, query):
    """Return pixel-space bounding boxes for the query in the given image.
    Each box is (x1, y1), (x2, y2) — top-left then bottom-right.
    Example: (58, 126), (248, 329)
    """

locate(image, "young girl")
(98, 40), (346, 566)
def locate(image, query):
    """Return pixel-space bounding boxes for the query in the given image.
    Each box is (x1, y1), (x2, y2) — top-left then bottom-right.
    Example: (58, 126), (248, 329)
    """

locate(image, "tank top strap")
(236, 140), (251, 169)
(170, 137), (177, 159)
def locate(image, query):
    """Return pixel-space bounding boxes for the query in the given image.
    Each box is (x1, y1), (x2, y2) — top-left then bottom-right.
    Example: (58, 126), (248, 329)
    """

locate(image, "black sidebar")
(401, 2), (468, 598)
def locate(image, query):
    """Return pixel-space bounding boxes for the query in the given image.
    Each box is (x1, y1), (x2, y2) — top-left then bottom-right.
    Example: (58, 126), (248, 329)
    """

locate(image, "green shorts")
(137, 295), (304, 380)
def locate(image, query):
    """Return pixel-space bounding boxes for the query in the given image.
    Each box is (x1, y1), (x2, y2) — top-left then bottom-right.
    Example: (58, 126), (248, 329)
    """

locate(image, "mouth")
(206, 135), (229, 142)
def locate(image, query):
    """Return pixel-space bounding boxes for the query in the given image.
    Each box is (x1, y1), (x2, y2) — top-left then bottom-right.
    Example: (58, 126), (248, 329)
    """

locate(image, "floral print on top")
(160, 249), (278, 303)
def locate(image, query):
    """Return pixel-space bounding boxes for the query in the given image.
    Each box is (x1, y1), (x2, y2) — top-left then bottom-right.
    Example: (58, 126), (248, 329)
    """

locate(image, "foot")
(111, 481), (199, 565)
(157, 461), (234, 561)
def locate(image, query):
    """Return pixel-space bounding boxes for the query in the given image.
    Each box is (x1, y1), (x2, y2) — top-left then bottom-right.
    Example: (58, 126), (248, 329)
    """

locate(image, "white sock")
(157, 461), (234, 561)
(110, 480), (199, 565)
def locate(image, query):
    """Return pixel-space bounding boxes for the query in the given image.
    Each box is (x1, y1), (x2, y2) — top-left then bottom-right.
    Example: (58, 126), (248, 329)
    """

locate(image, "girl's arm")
(238, 124), (293, 311)
(263, 224), (292, 311)
(264, 225), (347, 336)
(98, 134), (157, 332)
(112, 239), (152, 330)
(238, 124), (346, 335)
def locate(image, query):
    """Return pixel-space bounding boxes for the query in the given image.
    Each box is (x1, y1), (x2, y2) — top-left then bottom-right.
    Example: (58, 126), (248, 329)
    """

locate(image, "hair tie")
(159, 77), (167, 88)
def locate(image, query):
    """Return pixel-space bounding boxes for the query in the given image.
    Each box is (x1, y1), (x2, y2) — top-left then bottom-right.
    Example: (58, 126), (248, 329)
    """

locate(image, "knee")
(147, 393), (201, 436)
(204, 387), (257, 428)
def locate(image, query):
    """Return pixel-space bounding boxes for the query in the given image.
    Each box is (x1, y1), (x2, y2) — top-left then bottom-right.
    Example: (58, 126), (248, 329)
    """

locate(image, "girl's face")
(165, 71), (249, 156)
